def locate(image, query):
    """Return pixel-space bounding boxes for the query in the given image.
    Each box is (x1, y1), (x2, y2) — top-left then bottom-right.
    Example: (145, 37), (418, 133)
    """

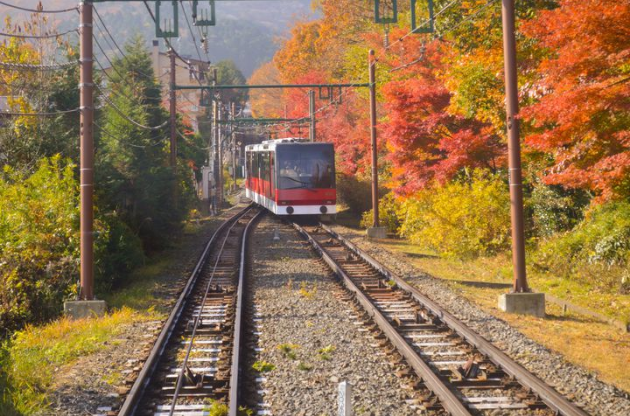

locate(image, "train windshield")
(277, 144), (335, 189)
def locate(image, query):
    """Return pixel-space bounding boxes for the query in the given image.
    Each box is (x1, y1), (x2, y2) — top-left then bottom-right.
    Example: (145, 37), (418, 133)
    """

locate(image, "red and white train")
(245, 138), (336, 215)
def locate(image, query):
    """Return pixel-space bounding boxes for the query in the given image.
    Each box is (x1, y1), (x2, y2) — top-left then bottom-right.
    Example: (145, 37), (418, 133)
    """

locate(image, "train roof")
(245, 139), (333, 152)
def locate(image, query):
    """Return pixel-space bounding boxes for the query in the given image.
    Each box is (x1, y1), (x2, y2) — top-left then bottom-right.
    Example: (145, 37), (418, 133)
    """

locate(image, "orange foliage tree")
(522, 0), (630, 201)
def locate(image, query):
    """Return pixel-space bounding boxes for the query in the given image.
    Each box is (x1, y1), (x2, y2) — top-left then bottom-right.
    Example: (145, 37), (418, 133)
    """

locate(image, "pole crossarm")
(174, 83), (370, 91)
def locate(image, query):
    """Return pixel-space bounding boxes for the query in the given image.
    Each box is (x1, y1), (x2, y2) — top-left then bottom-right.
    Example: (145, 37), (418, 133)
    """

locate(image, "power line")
(0, 60), (77, 70)
(92, 5), (155, 80)
(0, 28), (77, 39)
(181, 2), (205, 65)
(2, 107), (80, 116)
(0, 1), (78, 14)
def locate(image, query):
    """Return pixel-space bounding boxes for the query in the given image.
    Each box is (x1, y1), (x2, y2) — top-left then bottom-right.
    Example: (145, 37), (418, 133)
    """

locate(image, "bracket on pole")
(374, 0), (398, 24)
(373, 0), (434, 34)
(411, 0), (434, 34)
(155, 0), (179, 38)
(192, 0), (216, 26)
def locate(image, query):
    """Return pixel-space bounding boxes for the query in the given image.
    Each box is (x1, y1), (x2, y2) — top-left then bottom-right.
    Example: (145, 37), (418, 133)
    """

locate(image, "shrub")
(534, 201), (630, 291)
(527, 181), (588, 238)
(336, 173), (373, 215)
(0, 157), (80, 334)
(398, 170), (510, 259)
(360, 193), (401, 233)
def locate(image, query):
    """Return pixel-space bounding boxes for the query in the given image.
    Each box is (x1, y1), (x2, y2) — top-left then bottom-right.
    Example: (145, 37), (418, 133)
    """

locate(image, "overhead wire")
(0, 1), (78, 14)
(0, 28), (77, 39)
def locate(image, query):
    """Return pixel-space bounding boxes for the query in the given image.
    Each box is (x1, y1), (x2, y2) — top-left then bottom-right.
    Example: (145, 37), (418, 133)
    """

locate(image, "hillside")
(0, 0), (316, 76)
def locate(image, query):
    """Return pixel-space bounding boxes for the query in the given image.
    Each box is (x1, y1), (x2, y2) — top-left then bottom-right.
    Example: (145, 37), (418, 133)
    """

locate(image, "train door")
(270, 151), (275, 200)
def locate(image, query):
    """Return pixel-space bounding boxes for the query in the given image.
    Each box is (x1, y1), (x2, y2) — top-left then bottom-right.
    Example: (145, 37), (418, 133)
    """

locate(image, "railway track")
(293, 222), (590, 416)
(118, 205), (262, 416)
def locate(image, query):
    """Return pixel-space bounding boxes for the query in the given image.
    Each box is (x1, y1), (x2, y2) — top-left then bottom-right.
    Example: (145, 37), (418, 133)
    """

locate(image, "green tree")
(95, 35), (186, 252)
(215, 59), (248, 106)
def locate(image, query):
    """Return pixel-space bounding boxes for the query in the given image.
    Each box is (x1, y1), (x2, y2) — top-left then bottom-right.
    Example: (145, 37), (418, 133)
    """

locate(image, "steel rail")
(167, 208), (256, 415)
(228, 209), (265, 416)
(292, 222), (473, 416)
(319, 223), (590, 416)
(117, 205), (253, 416)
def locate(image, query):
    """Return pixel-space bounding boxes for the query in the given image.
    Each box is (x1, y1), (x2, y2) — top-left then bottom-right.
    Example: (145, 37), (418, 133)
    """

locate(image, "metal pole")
(79, 1), (94, 300)
(231, 102), (236, 192)
(368, 50), (379, 228)
(217, 102), (223, 205)
(169, 48), (176, 168)
(309, 90), (316, 142)
(501, 0), (528, 293)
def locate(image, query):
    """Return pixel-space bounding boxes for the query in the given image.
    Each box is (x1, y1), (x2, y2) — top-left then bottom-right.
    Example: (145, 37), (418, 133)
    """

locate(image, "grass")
(277, 343), (299, 360)
(376, 237), (630, 393)
(252, 360), (276, 373)
(0, 308), (156, 415)
(297, 361), (313, 371)
(317, 345), (336, 361)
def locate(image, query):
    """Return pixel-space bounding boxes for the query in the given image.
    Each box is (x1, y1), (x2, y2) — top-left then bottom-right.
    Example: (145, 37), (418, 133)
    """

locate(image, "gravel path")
(329, 224), (630, 416)
(42, 203), (247, 416)
(248, 216), (418, 416)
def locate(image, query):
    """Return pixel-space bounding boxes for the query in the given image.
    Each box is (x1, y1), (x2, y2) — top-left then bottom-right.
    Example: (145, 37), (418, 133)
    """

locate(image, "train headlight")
(320, 206), (328, 214)
(286, 206), (294, 214)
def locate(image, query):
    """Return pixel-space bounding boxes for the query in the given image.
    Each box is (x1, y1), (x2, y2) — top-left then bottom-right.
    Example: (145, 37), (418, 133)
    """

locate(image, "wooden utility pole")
(368, 50), (379, 228)
(501, 0), (528, 292)
(169, 48), (177, 168)
(79, 0), (94, 300)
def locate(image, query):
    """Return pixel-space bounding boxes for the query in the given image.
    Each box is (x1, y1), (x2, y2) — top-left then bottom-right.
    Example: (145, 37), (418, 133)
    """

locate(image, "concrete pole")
(368, 50), (379, 228)
(309, 90), (316, 142)
(169, 48), (177, 168)
(501, 0), (529, 293)
(79, 1), (94, 300)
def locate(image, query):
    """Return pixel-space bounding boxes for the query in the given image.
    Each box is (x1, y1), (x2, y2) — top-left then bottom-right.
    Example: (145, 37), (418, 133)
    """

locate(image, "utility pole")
(368, 50), (379, 229)
(231, 102), (237, 192)
(169, 48), (176, 168)
(498, 0), (544, 316)
(79, 1), (94, 300)
(309, 90), (316, 142)
(216, 102), (223, 206)
(501, 0), (527, 293)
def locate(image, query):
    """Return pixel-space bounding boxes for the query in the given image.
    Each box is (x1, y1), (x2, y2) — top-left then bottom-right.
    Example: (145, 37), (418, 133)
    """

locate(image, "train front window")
(277, 145), (335, 189)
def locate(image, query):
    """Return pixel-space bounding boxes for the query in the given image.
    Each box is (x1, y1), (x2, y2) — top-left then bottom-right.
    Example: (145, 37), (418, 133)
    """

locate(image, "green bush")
(95, 213), (144, 292)
(336, 173), (373, 215)
(398, 170), (511, 259)
(0, 157), (80, 334)
(527, 181), (588, 238)
(360, 193), (401, 233)
(534, 201), (630, 291)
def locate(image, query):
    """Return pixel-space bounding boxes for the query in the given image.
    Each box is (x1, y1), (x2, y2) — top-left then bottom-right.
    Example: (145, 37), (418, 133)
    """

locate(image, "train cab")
(245, 138), (336, 216)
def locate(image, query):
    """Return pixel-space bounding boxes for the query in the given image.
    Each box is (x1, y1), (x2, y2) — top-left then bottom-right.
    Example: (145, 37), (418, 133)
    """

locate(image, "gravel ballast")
(41, 204), (247, 416)
(248, 216), (418, 416)
(329, 224), (630, 416)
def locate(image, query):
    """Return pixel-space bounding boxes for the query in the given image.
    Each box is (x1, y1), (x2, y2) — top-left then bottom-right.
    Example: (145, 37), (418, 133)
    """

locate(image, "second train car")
(245, 138), (336, 215)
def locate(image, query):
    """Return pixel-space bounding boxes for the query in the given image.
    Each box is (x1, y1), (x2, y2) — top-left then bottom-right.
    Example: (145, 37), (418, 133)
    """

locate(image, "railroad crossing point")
(64, 300), (107, 320)
(498, 293), (545, 317)
(366, 226), (387, 239)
